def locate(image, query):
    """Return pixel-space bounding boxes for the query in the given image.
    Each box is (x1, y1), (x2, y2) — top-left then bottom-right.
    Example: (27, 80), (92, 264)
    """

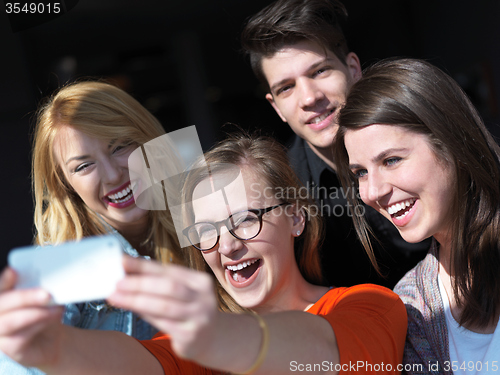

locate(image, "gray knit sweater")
(394, 240), (453, 375)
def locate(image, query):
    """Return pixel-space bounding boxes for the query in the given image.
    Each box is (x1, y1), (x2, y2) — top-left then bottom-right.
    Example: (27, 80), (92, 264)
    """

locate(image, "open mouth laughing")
(386, 198), (416, 220)
(226, 259), (261, 284)
(106, 184), (133, 203)
(104, 182), (136, 207)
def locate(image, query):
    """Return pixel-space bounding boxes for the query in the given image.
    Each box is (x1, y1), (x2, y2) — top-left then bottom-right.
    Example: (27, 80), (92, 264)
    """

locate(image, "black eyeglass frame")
(182, 202), (288, 251)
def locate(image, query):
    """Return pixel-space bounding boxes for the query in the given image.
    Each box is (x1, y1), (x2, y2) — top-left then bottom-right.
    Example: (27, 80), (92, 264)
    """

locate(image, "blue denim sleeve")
(62, 302), (84, 326)
(62, 301), (157, 340)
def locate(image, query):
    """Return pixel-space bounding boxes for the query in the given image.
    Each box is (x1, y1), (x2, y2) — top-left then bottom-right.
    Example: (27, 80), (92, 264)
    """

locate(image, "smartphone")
(8, 235), (125, 305)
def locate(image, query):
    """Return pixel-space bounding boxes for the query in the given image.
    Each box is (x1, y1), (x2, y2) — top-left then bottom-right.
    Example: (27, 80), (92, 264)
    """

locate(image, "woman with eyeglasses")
(0, 132), (407, 374)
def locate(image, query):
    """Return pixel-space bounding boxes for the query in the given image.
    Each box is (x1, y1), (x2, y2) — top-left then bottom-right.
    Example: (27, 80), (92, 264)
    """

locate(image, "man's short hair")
(241, 0), (350, 88)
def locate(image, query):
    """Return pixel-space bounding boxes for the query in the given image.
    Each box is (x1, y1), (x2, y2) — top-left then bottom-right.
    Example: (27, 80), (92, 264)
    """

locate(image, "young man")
(241, 0), (430, 288)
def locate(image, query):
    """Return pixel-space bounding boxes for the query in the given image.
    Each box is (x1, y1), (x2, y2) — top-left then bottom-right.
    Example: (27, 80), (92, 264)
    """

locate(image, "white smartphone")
(8, 235), (125, 305)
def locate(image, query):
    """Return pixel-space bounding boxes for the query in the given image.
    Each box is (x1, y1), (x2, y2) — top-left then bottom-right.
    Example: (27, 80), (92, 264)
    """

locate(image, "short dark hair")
(241, 0), (350, 88)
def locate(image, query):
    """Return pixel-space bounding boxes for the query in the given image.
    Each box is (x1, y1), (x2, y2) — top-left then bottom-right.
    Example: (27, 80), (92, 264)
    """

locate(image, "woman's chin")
(399, 230), (429, 244)
(228, 291), (262, 310)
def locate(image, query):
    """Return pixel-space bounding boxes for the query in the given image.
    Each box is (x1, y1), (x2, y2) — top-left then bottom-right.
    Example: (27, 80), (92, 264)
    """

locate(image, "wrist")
(194, 311), (268, 374)
(37, 319), (67, 373)
(234, 312), (269, 375)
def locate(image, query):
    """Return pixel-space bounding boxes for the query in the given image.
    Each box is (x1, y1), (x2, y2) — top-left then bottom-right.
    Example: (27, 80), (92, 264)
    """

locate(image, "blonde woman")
(0, 81), (183, 374)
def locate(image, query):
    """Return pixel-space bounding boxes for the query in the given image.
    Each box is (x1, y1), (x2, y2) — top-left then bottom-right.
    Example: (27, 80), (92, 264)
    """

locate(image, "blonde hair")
(182, 131), (324, 312)
(32, 80), (184, 265)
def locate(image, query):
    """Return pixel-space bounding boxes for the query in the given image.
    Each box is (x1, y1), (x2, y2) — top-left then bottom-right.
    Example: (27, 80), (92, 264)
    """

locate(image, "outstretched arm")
(108, 257), (341, 374)
(109, 258), (405, 375)
(1, 257), (404, 375)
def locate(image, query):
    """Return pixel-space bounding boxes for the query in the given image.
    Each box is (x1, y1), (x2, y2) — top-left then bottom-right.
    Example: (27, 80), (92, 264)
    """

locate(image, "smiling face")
(54, 125), (149, 233)
(344, 124), (455, 245)
(262, 40), (361, 161)
(191, 166), (305, 311)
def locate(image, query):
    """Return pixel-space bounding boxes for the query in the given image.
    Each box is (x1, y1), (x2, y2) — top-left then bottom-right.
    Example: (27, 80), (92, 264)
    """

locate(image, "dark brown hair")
(241, 0), (350, 88)
(334, 58), (500, 328)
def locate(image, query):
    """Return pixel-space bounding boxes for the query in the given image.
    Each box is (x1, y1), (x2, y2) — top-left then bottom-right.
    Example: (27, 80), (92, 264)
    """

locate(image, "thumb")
(0, 268), (18, 292)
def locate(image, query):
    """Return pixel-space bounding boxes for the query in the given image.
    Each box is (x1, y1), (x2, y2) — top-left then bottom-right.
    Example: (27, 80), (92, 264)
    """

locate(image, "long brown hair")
(182, 131), (324, 312)
(33, 80), (184, 265)
(334, 58), (500, 328)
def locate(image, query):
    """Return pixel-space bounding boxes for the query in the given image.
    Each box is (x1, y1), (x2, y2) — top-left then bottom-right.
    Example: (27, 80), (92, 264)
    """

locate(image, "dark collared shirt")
(288, 135), (430, 288)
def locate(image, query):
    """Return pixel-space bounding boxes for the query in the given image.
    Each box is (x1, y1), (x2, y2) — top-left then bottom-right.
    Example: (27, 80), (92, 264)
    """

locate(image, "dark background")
(1, 0), (500, 269)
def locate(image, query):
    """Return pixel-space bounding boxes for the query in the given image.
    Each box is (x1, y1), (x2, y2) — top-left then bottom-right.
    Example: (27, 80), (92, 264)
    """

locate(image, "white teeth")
(310, 109), (334, 125)
(226, 259), (258, 272)
(107, 184), (133, 203)
(396, 211), (410, 220)
(387, 198), (416, 216)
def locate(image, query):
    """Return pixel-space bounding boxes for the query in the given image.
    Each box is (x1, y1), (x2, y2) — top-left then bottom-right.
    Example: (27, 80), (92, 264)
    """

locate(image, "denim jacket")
(0, 228), (158, 374)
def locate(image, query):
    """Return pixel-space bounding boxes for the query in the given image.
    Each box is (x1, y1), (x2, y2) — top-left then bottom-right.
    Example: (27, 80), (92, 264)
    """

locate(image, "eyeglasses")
(183, 203), (287, 251)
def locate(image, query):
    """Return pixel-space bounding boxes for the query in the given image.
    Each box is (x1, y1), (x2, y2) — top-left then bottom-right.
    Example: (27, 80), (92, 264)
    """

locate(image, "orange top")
(140, 284), (407, 374)
(307, 284), (407, 373)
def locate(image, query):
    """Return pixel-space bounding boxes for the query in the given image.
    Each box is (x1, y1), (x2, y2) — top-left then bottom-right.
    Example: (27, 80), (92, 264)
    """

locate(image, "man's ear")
(345, 52), (362, 82)
(265, 93), (287, 123)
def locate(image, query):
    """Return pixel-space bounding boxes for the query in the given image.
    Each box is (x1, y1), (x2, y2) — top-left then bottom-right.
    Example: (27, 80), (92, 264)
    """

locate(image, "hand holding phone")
(8, 235), (125, 305)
